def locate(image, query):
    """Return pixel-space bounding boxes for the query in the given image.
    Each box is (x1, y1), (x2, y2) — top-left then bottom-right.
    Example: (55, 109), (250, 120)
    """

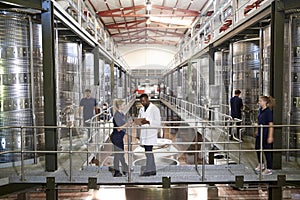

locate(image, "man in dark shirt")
(229, 89), (243, 140)
(79, 89), (98, 142)
(79, 89), (98, 123)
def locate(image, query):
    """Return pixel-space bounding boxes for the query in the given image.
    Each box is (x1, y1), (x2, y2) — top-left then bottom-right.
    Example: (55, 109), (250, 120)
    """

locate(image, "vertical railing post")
(21, 126), (25, 181)
(202, 126), (206, 181)
(259, 124), (264, 180)
(69, 126), (72, 181)
(239, 125), (242, 164)
(127, 126), (132, 182)
(195, 128), (198, 171)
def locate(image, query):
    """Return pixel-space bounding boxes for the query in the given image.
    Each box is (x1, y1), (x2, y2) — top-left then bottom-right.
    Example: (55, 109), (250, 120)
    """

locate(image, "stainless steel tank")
(263, 26), (271, 96)
(214, 50), (230, 115)
(0, 11), (34, 162)
(199, 55), (209, 107)
(291, 17), (300, 159)
(57, 42), (80, 128)
(232, 39), (260, 127)
(98, 59), (105, 104)
(104, 63), (111, 103)
(32, 23), (44, 150)
(82, 52), (94, 94)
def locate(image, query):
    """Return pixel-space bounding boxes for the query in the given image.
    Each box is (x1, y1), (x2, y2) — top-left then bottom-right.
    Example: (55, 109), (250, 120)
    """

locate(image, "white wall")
(119, 45), (176, 69)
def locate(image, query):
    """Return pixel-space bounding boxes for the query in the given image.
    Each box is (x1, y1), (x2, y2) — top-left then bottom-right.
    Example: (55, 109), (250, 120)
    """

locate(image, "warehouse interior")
(0, 0), (300, 199)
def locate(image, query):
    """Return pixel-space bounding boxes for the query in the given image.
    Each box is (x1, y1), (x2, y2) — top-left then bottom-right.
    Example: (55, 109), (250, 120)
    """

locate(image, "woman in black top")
(111, 99), (131, 177)
(255, 96), (275, 175)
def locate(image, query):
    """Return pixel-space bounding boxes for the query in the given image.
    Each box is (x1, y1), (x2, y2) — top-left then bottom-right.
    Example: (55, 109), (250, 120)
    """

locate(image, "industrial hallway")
(1, 0), (300, 199)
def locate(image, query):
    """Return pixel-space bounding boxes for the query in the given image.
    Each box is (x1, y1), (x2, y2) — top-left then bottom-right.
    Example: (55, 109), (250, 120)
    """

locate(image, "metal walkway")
(1, 97), (300, 190)
(6, 164), (300, 185)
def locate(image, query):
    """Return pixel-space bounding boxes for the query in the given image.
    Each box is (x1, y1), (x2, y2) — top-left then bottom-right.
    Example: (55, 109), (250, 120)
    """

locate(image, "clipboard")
(133, 118), (146, 126)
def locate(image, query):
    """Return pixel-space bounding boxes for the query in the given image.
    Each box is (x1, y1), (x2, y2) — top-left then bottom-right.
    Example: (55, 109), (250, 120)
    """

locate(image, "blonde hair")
(113, 99), (125, 114)
(260, 96), (275, 110)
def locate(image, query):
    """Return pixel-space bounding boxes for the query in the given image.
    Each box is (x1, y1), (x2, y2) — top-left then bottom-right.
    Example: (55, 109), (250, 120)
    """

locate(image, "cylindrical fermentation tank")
(291, 17), (300, 158)
(199, 55), (209, 107)
(104, 63), (111, 103)
(31, 23), (44, 150)
(262, 26), (271, 96)
(232, 39), (260, 128)
(214, 50), (230, 115)
(0, 11), (44, 162)
(82, 52), (94, 94)
(56, 42), (80, 129)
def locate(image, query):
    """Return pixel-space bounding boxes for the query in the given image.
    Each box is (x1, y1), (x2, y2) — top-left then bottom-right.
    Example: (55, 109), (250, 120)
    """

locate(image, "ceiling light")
(146, 0), (152, 11)
(104, 0), (107, 4)
(173, 6), (177, 10)
(146, 18), (151, 25)
(191, 0), (194, 3)
(120, 7), (124, 10)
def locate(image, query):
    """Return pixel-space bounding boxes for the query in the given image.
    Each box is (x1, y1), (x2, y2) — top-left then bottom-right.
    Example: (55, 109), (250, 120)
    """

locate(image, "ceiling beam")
(118, 41), (177, 45)
(99, 13), (197, 17)
(111, 29), (183, 37)
(97, 5), (199, 17)
(106, 19), (146, 28)
(152, 5), (199, 15)
(107, 25), (190, 29)
(115, 36), (148, 42)
(97, 5), (199, 16)
(114, 34), (180, 38)
(111, 29), (147, 36)
(97, 5), (145, 15)
(148, 29), (183, 36)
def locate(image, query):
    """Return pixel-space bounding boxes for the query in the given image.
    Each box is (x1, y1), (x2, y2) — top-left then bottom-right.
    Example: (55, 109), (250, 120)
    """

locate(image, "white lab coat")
(138, 103), (161, 145)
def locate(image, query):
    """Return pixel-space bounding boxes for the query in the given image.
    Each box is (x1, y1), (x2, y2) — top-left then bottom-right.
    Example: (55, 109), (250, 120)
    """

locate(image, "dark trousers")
(113, 145), (128, 172)
(144, 145), (156, 173)
(229, 121), (241, 139)
(255, 133), (273, 169)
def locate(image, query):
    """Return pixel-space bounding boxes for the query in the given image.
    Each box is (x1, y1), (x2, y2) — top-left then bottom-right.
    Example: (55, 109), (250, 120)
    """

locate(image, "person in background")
(111, 99), (131, 177)
(79, 89), (98, 141)
(99, 102), (110, 121)
(229, 89), (243, 140)
(255, 96), (275, 175)
(138, 94), (161, 176)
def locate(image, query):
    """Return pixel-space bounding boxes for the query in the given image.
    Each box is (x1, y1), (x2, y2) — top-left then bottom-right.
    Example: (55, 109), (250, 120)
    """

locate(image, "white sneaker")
(255, 164), (265, 172)
(262, 169), (272, 175)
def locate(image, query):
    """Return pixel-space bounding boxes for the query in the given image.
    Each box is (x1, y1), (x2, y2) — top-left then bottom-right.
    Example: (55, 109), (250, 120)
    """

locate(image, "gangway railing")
(160, 94), (242, 146)
(0, 123), (300, 185)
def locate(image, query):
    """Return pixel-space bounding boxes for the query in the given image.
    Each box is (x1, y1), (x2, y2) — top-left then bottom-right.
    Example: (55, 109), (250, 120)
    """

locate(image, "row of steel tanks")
(0, 10), (110, 163)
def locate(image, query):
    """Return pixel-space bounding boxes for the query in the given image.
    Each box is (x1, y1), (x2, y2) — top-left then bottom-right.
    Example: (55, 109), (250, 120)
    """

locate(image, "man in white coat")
(138, 94), (161, 176)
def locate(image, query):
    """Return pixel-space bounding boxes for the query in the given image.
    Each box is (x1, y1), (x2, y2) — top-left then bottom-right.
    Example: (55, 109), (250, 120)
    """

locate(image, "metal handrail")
(0, 123), (299, 183)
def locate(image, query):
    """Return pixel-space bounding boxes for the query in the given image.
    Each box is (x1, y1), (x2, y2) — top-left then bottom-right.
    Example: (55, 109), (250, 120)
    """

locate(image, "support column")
(17, 192), (29, 200)
(93, 47), (100, 86)
(170, 73), (174, 96)
(110, 62), (114, 102)
(42, 0), (57, 172)
(187, 61), (192, 101)
(270, 0), (285, 170)
(177, 68), (182, 98)
(46, 177), (57, 200)
(209, 44), (215, 85)
(268, 185), (283, 200)
(268, 175), (286, 200)
(124, 73), (128, 98)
